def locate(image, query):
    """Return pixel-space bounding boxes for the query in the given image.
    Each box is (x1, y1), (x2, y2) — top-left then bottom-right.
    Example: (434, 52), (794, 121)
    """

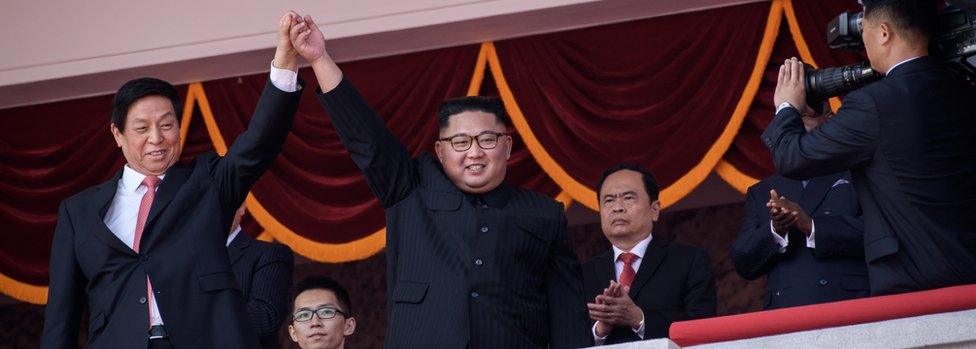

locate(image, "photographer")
(762, 0), (976, 296)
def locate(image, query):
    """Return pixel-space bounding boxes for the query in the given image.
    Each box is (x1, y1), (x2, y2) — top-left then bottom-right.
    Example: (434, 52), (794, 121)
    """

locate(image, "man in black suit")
(227, 205), (295, 349)
(763, 0), (976, 295)
(734, 109), (870, 309)
(42, 12), (304, 349)
(583, 164), (716, 344)
(287, 14), (590, 348)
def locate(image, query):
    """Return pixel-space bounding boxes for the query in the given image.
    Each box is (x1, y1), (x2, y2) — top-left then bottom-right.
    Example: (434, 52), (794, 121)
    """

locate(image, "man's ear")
(434, 141), (445, 163)
(110, 123), (124, 147)
(879, 22), (892, 45)
(344, 317), (357, 336)
(288, 324), (299, 342)
(650, 200), (661, 222)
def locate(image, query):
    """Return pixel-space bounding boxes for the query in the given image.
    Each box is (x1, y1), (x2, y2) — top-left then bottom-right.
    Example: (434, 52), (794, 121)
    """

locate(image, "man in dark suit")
(42, 13), (304, 349)
(583, 164), (716, 344)
(763, 0), (976, 295)
(227, 205), (295, 349)
(287, 14), (590, 348)
(734, 108), (870, 309)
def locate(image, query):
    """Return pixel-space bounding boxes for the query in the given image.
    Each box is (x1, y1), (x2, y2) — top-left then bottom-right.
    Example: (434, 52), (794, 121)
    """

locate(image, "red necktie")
(134, 176), (160, 326)
(618, 252), (639, 287)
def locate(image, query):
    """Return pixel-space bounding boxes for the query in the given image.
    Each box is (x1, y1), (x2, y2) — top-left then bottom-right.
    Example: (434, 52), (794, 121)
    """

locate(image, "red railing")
(669, 284), (976, 346)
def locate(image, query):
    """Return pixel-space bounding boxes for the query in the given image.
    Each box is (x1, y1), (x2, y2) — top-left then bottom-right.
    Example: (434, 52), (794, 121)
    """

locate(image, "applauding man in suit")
(734, 106), (869, 309)
(42, 12), (304, 349)
(583, 164), (716, 344)
(287, 13), (590, 348)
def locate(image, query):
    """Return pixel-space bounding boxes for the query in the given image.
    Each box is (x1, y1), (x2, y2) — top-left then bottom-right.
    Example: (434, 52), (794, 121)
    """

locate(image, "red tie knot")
(142, 176), (161, 189)
(619, 252), (638, 266)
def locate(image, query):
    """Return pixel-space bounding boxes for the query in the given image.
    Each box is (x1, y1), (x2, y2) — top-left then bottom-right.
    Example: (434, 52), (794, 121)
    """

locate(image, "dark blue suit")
(731, 173), (869, 309)
(762, 56), (976, 294)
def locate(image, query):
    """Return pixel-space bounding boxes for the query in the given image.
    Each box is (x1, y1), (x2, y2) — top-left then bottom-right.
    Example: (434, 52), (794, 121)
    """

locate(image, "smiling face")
(288, 289), (356, 349)
(110, 95), (181, 176)
(434, 110), (512, 194)
(599, 169), (660, 249)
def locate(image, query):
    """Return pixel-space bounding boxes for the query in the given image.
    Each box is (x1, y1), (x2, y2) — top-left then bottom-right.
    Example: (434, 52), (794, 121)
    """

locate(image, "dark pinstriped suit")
(228, 232), (294, 349)
(317, 78), (591, 348)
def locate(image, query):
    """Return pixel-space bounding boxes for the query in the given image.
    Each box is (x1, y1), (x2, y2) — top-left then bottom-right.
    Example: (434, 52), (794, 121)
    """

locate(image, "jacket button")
(480, 226), (489, 233)
(819, 279), (828, 286)
(824, 209), (831, 215)
(474, 259), (484, 266)
(470, 292), (479, 298)
(139, 297), (147, 304)
(775, 291), (781, 296)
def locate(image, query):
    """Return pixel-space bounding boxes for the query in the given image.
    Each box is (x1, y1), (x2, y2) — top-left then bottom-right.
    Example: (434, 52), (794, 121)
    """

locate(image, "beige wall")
(0, 0), (762, 108)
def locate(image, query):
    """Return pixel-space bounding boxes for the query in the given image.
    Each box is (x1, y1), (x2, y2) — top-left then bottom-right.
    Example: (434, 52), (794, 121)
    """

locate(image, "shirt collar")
(612, 233), (653, 262)
(886, 56), (922, 75)
(119, 164), (166, 193)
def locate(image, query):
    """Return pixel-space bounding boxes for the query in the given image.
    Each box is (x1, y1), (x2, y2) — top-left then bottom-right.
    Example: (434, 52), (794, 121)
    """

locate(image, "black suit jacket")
(762, 56), (976, 294)
(228, 233), (295, 349)
(317, 78), (591, 348)
(731, 173), (869, 309)
(42, 80), (300, 349)
(582, 238), (716, 343)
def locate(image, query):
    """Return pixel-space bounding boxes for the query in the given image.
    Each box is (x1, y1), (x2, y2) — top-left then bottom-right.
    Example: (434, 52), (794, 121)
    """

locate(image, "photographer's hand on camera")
(774, 57), (816, 116)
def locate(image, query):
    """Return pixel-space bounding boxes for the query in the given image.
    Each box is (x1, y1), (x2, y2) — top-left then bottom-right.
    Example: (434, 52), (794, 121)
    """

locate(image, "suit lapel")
(89, 170), (139, 256)
(629, 238), (668, 299)
(797, 172), (845, 215)
(227, 232), (251, 266)
(146, 166), (191, 227)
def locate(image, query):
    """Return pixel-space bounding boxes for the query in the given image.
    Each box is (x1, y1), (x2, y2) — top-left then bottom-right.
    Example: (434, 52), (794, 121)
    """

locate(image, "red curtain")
(492, 2), (769, 190)
(722, 0), (867, 181)
(1, 0), (867, 302)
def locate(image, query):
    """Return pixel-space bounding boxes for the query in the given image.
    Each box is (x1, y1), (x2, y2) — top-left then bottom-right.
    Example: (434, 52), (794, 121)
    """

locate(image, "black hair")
(862, 0), (938, 44)
(596, 163), (660, 203)
(437, 96), (509, 130)
(292, 276), (353, 317)
(111, 77), (182, 131)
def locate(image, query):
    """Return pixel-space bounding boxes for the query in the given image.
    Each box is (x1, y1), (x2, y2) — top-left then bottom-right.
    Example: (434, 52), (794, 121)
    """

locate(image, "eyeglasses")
(438, 131), (509, 152)
(293, 306), (348, 322)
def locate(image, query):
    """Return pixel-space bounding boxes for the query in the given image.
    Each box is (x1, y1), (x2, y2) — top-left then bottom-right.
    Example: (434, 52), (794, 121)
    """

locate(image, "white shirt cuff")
(633, 311), (646, 339)
(806, 220), (816, 249)
(776, 102), (795, 115)
(592, 322), (608, 345)
(269, 62), (299, 92)
(770, 220), (789, 253)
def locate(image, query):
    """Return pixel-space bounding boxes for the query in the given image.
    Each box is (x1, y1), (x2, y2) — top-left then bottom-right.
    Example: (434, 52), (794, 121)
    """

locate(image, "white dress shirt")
(593, 234), (652, 344)
(104, 165), (167, 326)
(102, 66), (295, 327)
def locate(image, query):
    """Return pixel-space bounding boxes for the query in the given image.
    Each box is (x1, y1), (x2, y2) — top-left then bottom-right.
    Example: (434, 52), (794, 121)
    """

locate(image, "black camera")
(804, 4), (976, 106)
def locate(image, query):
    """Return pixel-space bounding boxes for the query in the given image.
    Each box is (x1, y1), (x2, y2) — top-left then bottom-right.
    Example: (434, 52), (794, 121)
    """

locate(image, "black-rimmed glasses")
(438, 131), (509, 152)
(293, 306), (348, 322)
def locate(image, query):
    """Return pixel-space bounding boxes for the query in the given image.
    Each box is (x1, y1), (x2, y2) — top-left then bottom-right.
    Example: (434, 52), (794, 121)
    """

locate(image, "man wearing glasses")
(286, 13), (590, 348)
(288, 276), (357, 349)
